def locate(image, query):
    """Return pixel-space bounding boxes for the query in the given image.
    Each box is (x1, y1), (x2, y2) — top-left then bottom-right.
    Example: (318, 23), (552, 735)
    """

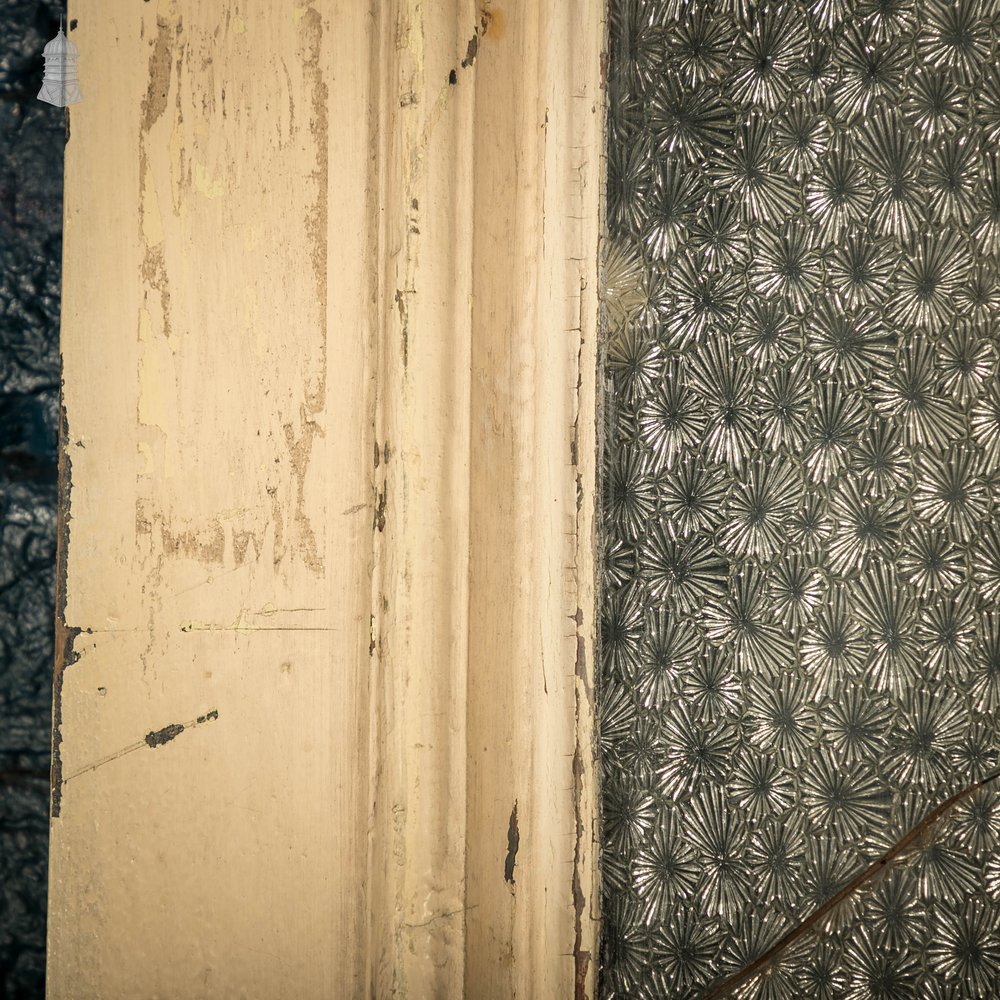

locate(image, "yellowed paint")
(136, 336), (174, 433)
(50, 2), (603, 997)
(193, 160), (226, 199)
(140, 171), (164, 245)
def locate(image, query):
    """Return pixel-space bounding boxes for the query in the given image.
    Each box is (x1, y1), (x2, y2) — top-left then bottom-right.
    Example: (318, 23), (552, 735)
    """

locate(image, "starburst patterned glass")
(601, 0), (1000, 996)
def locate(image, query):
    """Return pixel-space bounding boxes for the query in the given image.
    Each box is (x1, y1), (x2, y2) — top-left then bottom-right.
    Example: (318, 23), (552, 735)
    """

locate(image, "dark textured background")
(1, 2), (64, 996)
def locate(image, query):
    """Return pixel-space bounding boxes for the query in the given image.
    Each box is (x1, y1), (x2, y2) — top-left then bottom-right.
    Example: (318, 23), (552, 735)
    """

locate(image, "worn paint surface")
(49, 1), (602, 997)
(49, 2), (374, 997)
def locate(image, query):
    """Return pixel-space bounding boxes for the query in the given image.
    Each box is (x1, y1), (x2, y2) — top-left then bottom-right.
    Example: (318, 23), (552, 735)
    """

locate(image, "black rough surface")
(0, 783), (49, 1000)
(1, 2), (65, 997)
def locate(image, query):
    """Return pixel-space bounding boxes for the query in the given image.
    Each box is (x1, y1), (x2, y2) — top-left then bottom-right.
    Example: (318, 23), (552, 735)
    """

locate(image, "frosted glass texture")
(600, 1), (1000, 996)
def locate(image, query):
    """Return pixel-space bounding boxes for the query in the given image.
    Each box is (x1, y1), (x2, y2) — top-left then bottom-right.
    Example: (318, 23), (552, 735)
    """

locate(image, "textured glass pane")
(600, 1), (1000, 997)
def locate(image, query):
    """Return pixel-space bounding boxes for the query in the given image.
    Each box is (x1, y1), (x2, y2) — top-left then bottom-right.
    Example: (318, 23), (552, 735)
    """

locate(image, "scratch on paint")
(404, 905), (478, 929)
(61, 709), (220, 784)
(181, 606), (334, 633)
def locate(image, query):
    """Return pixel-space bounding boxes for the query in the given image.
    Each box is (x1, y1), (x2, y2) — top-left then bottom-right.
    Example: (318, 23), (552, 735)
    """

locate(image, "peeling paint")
(51, 2), (602, 994)
(280, 57), (296, 145)
(395, 288), (411, 368)
(483, 5), (506, 39)
(282, 414), (324, 572)
(160, 519), (226, 564)
(459, 7), (500, 69)
(50, 400), (79, 820)
(504, 801), (519, 886)
(232, 525), (266, 563)
(62, 710), (221, 785)
(139, 246), (172, 344)
(136, 7), (179, 613)
(572, 746), (590, 1000)
(298, 5), (329, 408)
(141, 18), (174, 134)
(285, 5), (329, 575)
(144, 723), (185, 748)
(460, 33), (479, 69)
(135, 501), (229, 567)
